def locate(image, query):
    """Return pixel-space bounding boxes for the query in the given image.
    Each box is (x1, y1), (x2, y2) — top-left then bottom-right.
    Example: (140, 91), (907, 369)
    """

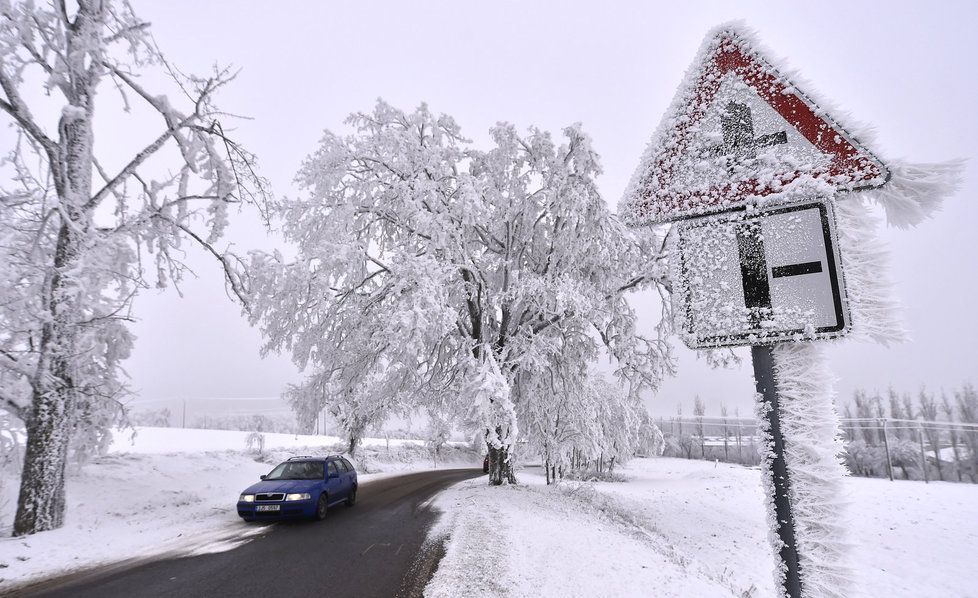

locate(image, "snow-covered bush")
(245, 432), (266, 459)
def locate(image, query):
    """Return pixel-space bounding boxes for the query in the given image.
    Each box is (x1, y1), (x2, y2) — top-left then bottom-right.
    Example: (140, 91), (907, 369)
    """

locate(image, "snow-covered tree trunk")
(12, 1), (99, 535)
(14, 177), (87, 535)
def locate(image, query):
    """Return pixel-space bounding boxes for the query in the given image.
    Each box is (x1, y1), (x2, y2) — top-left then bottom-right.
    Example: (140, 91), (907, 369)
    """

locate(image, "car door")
(325, 460), (344, 502)
(337, 459), (353, 496)
(342, 458), (357, 488)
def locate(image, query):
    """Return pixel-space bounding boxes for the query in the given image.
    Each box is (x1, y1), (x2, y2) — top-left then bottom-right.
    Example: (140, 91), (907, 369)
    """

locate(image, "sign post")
(621, 25), (892, 598)
(752, 344), (803, 597)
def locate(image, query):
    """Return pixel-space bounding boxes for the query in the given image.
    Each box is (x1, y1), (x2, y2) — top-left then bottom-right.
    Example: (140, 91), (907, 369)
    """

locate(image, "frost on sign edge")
(620, 22), (888, 226)
(670, 199), (850, 349)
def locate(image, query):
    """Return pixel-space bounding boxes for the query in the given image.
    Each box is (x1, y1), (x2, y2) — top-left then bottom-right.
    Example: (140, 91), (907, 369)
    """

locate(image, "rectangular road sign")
(672, 199), (850, 348)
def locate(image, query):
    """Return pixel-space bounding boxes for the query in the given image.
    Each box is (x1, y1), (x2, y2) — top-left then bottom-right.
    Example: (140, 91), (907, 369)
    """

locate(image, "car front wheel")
(345, 486), (357, 507)
(315, 493), (328, 521)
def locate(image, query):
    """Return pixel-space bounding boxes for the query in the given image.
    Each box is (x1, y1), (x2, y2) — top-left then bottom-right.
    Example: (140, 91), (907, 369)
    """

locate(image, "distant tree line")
(127, 410), (297, 436)
(658, 396), (762, 467)
(841, 384), (978, 483)
(658, 383), (978, 484)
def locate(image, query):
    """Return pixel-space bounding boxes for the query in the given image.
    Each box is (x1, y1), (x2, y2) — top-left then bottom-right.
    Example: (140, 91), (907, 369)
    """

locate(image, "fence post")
(917, 422), (929, 483)
(880, 418), (894, 482)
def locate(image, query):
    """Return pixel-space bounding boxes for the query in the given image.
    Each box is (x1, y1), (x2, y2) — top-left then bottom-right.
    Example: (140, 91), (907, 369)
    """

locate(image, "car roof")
(285, 455), (347, 462)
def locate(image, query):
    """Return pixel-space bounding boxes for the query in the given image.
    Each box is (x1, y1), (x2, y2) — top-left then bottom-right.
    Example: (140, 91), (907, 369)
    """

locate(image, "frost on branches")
(0, 1), (267, 535)
(248, 101), (671, 485)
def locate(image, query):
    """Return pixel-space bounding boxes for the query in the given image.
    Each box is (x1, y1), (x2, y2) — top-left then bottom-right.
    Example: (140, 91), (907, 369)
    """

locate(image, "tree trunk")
(928, 433), (944, 481)
(14, 65), (96, 533)
(14, 380), (76, 535)
(487, 439), (517, 486)
(948, 431), (962, 481)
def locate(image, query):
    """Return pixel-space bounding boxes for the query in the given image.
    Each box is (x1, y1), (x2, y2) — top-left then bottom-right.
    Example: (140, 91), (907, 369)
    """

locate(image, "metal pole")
(918, 422), (929, 483)
(880, 418), (894, 482)
(751, 344), (803, 598)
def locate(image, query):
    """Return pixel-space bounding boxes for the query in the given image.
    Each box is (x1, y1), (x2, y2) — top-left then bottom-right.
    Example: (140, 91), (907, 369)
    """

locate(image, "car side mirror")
(260, 474), (267, 480)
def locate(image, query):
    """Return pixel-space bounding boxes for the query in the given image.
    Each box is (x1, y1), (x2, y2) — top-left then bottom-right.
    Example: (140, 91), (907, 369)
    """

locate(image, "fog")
(120, 1), (977, 417)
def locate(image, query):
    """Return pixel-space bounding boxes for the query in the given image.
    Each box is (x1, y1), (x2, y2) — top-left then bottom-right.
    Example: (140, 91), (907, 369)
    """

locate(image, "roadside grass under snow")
(425, 458), (978, 598)
(0, 426), (479, 591)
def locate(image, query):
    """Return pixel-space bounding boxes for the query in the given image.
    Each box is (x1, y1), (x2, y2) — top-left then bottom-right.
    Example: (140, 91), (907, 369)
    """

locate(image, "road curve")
(16, 468), (481, 598)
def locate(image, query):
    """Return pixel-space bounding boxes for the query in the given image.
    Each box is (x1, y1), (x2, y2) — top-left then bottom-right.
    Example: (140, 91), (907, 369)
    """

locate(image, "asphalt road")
(16, 468), (481, 598)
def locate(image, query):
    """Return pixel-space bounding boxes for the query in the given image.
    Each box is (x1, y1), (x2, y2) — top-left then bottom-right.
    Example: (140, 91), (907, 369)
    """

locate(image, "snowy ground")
(0, 426), (478, 591)
(426, 458), (978, 598)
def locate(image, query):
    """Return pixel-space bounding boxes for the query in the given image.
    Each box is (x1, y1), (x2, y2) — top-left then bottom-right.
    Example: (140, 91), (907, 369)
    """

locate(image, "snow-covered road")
(0, 426), (478, 591)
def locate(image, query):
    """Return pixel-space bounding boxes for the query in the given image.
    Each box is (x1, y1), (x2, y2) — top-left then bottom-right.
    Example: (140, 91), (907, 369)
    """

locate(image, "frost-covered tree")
(0, 1), (267, 535)
(917, 389), (944, 481)
(954, 384), (977, 483)
(941, 393), (963, 482)
(424, 408), (451, 467)
(247, 101), (671, 484)
(524, 362), (656, 484)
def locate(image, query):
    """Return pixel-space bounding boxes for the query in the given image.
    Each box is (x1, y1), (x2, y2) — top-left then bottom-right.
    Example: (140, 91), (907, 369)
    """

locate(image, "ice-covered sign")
(672, 200), (849, 348)
(622, 27), (889, 225)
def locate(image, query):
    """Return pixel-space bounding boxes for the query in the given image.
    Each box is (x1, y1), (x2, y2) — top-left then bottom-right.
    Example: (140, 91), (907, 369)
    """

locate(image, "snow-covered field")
(3, 431), (974, 597)
(0, 426), (478, 591)
(426, 458), (978, 598)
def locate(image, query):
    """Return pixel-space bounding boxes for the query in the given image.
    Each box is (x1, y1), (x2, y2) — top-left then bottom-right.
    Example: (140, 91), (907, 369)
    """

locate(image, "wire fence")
(656, 416), (978, 484)
(126, 397), (297, 433)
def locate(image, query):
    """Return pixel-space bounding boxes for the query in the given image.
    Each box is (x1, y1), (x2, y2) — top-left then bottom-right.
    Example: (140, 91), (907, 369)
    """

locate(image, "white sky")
(116, 1), (977, 418)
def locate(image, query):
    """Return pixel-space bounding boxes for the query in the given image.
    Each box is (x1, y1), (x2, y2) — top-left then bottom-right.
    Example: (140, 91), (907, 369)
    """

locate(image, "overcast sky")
(118, 1), (977, 417)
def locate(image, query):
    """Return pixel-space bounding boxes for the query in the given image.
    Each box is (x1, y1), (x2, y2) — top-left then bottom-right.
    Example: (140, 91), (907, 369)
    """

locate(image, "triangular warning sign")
(621, 26), (889, 225)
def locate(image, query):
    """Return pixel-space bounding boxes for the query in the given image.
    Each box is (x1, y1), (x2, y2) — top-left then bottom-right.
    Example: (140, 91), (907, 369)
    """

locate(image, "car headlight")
(239, 494), (255, 503)
(285, 493), (311, 501)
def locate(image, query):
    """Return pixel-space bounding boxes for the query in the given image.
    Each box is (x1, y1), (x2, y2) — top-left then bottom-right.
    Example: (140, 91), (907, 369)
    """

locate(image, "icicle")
(772, 342), (854, 598)
(753, 395), (789, 596)
(861, 159), (965, 229)
(834, 198), (906, 346)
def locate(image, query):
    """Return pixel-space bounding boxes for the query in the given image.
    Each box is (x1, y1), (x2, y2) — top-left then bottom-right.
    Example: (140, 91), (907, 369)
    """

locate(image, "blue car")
(237, 455), (358, 522)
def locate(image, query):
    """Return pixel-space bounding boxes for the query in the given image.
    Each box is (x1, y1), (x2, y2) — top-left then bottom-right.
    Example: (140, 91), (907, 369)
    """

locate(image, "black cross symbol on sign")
(717, 102), (788, 160)
(735, 221), (823, 330)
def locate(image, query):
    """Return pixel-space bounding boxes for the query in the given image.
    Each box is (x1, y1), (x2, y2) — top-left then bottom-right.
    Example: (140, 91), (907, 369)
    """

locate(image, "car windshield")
(264, 461), (324, 481)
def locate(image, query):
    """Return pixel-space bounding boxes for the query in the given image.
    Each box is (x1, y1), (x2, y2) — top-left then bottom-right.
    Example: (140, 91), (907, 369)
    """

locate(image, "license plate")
(255, 505), (280, 512)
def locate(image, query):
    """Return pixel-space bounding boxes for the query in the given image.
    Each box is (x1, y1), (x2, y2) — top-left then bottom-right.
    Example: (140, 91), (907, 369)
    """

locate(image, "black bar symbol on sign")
(735, 225), (825, 328)
(677, 201), (849, 348)
(772, 261), (823, 278)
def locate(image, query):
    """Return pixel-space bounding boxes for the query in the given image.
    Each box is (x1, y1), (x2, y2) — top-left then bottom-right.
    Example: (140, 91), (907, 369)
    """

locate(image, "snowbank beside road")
(425, 477), (733, 598)
(426, 458), (978, 597)
(0, 426), (479, 591)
